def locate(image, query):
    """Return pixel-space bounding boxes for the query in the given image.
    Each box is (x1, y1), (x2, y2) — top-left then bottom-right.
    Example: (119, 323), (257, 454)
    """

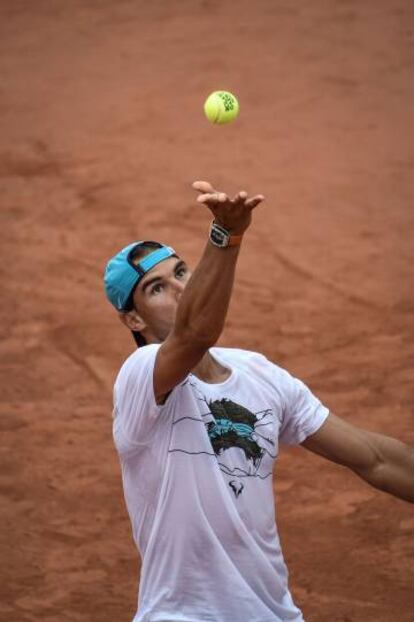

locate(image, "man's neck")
(192, 349), (231, 384)
(144, 334), (231, 384)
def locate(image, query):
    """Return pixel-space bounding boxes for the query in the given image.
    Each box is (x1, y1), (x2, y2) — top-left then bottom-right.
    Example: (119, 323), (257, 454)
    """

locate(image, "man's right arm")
(153, 180), (264, 404)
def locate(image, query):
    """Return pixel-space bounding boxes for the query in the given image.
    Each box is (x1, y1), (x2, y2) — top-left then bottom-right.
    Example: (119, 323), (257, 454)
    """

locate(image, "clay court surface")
(1, 1), (413, 620)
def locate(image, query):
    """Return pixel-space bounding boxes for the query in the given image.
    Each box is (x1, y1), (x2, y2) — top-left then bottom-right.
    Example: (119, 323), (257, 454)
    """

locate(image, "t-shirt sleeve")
(278, 370), (330, 446)
(113, 343), (167, 453)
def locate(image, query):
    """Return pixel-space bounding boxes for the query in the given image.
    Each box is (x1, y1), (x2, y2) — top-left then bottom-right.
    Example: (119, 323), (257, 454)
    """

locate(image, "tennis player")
(104, 180), (414, 622)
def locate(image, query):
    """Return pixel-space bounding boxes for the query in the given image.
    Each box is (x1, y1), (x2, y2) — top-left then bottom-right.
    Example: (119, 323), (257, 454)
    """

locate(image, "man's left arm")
(301, 413), (414, 503)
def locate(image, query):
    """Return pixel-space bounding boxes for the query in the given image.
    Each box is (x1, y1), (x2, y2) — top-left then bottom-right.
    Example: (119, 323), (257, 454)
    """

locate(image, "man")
(104, 180), (413, 622)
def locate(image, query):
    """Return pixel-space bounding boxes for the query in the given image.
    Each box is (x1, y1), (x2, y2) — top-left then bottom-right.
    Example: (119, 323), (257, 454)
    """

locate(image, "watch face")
(210, 225), (229, 247)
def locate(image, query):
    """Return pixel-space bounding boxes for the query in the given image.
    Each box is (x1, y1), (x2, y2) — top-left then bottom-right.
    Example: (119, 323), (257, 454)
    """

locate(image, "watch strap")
(227, 232), (243, 246)
(209, 221), (243, 248)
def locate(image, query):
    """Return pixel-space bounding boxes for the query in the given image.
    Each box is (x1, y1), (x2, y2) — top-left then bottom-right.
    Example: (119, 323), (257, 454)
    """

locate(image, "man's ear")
(118, 309), (147, 332)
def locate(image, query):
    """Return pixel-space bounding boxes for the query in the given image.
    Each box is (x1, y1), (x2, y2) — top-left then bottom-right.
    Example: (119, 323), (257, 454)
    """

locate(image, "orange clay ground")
(1, 1), (413, 620)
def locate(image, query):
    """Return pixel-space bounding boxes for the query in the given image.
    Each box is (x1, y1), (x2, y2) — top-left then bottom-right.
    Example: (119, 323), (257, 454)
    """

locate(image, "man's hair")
(123, 242), (161, 347)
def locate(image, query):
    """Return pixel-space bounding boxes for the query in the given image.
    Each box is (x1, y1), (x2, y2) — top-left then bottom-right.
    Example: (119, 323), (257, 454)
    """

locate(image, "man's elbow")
(173, 321), (223, 350)
(355, 457), (386, 492)
(355, 454), (412, 502)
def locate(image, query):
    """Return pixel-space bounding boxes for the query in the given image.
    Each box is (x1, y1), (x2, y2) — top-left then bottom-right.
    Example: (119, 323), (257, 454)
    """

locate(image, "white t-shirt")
(113, 344), (330, 622)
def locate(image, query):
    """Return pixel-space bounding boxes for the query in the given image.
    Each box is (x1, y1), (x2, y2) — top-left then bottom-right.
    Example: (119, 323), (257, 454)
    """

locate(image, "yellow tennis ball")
(204, 91), (239, 125)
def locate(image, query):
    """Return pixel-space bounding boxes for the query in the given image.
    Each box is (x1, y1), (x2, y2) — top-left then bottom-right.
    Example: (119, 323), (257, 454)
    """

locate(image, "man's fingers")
(196, 193), (210, 204)
(245, 196), (265, 210)
(195, 183), (264, 212)
(192, 180), (216, 194)
(232, 191), (248, 204)
(245, 194), (265, 209)
(197, 192), (228, 204)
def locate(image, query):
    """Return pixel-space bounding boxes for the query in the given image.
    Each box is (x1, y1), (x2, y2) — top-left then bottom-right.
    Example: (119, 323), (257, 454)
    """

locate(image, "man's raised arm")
(154, 180), (264, 403)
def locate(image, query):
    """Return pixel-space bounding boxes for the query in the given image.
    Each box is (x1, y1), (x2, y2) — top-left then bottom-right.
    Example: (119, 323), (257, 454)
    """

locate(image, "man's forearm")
(168, 181), (264, 349)
(359, 432), (414, 503)
(174, 240), (240, 345)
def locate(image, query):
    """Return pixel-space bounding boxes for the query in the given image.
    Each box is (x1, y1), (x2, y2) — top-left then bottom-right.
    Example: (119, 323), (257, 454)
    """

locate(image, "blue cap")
(104, 241), (177, 310)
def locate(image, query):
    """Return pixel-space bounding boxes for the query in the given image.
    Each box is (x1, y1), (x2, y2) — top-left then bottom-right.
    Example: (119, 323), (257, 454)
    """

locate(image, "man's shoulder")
(115, 343), (161, 387)
(212, 346), (276, 371)
(212, 346), (291, 381)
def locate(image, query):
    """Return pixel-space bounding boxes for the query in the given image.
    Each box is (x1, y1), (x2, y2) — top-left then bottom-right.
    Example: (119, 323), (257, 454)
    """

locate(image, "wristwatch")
(209, 221), (243, 248)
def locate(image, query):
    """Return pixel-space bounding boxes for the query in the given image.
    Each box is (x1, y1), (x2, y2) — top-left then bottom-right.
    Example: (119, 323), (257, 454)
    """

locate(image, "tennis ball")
(204, 91), (239, 125)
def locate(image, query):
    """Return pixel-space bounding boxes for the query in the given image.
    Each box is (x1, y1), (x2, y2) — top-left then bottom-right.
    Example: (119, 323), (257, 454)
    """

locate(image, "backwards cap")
(104, 241), (177, 310)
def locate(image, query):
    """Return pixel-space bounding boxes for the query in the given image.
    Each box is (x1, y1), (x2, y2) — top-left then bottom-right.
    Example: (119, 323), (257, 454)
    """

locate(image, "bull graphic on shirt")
(229, 480), (244, 497)
(206, 399), (263, 467)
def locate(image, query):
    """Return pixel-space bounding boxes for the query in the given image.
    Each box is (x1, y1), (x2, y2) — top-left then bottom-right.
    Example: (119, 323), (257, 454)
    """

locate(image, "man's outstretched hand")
(192, 180), (265, 235)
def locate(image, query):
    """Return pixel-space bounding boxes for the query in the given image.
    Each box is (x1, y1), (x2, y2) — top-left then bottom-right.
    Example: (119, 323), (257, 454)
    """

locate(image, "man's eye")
(151, 283), (163, 295)
(176, 267), (187, 278)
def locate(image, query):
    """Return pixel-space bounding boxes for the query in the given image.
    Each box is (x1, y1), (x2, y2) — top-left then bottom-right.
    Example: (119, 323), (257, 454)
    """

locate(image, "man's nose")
(172, 279), (186, 297)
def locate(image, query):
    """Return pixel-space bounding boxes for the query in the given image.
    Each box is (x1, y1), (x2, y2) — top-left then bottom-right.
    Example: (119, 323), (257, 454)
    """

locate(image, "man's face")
(131, 256), (191, 342)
